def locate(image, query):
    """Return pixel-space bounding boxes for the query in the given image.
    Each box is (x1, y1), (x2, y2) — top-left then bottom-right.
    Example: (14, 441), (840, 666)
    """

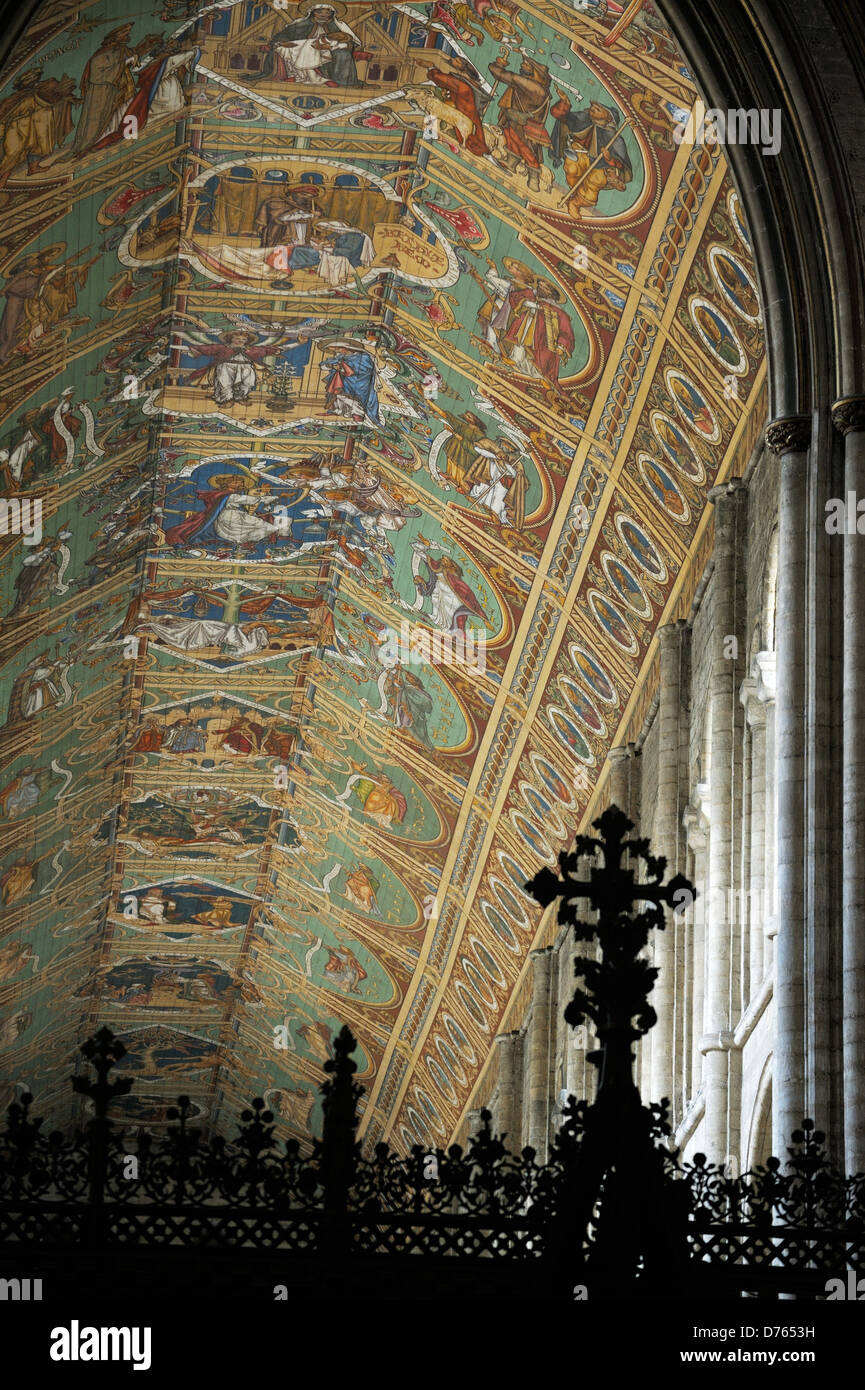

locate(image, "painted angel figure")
(410, 538), (485, 633)
(177, 326), (294, 405)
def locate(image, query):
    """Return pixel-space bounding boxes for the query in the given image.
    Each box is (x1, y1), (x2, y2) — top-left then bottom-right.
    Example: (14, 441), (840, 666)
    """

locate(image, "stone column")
(527, 947), (555, 1160)
(493, 1031), (520, 1150)
(765, 417), (811, 1151)
(684, 795), (709, 1104)
(755, 651), (777, 972)
(834, 397), (865, 1171)
(651, 620), (690, 1116)
(608, 745), (631, 812)
(741, 675), (767, 995)
(701, 482), (746, 1165)
(739, 717), (753, 1011)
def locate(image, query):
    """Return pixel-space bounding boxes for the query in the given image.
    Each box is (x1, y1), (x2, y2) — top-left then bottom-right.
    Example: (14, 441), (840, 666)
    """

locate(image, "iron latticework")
(1, 808), (862, 1301)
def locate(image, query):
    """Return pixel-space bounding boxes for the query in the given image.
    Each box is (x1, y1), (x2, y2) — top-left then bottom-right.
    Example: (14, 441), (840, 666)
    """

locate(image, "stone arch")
(656, 1), (864, 413)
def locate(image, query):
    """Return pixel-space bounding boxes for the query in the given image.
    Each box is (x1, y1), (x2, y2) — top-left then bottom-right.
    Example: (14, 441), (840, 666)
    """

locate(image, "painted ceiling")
(0, 0), (765, 1149)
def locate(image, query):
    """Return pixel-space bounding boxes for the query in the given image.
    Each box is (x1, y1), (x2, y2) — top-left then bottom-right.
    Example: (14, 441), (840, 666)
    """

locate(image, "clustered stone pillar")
(755, 651), (777, 969)
(684, 795), (709, 1107)
(651, 621), (690, 1117)
(493, 1031), (520, 1149)
(608, 744), (631, 811)
(527, 947), (555, 1161)
(701, 481), (747, 1165)
(741, 675), (767, 993)
(834, 397), (865, 1172)
(765, 417), (811, 1150)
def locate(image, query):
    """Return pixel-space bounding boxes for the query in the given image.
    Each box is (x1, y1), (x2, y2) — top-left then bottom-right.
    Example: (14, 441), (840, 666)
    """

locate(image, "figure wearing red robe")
(221, 715), (265, 754)
(425, 67), (488, 155)
(503, 283), (574, 383)
(164, 487), (235, 546)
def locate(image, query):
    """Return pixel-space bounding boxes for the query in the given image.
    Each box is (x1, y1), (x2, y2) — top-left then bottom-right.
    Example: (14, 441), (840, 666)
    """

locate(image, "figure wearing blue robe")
(275, 318), (318, 377)
(166, 482), (331, 550)
(324, 350), (381, 426)
(329, 229), (369, 267)
(287, 245), (321, 271)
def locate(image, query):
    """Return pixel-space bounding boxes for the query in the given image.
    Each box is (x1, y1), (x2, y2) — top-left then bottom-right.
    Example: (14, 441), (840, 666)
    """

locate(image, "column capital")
(529, 945), (555, 964)
(740, 675), (767, 726)
(754, 649), (776, 700)
(707, 478), (746, 505)
(494, 1030), (520, 1049)
(608, 744), (632, 766)
(831, 396), (865, 435)
(656, 617), (690, 646)
(683, 803), (709, 851)
(699, 1029), (736, 1055)
(764, 415), (811, 455)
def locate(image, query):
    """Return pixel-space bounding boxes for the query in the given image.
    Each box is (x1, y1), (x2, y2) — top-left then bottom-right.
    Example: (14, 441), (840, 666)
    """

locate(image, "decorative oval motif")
(689, 294), (747, 374)
(529, 752), (579, 809)
(508, 810), (557, 864)
(600, 552), (652, 617)
(455, 980), (489, 1030)
(435, 1034), (468, 1086)
(470, 935), (507, 986)
(709, 244), (761, 323)
(481, 900), (521, 952)
(519, 780), (568, 838)
(651, 411), (705, 483)
(568, 644), (619, 705)
(557, 678), (606, 737)
(461, 958), (497, 1008)
(406, 1106), (431, 1145)
(615, 514), (668, 582)
(496, 849), (538, 897)
(489, 876), (533, 930)
(413, 1085), (447, 1136)
(426, 1056), (459, 1107)
(638, 453), (690, 522)
(442, 1012), (477, 1064)
(588, 590), (639, 654)
(665, 368), (721, 443)
(399, 1124), (418, 1152)
(547, 705), (596, 762)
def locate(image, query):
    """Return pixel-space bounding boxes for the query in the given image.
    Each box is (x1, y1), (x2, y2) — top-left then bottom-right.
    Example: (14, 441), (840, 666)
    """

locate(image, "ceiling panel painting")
(0, 0), (766, 1147)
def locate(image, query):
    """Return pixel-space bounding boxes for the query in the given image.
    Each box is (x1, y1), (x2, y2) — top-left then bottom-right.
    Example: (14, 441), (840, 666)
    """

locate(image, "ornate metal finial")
(70, 1027), (134, 1116)
(527, 804), (695, 1096)
(319, 1025), (363, 1220)
(526, 805), (697, 1280)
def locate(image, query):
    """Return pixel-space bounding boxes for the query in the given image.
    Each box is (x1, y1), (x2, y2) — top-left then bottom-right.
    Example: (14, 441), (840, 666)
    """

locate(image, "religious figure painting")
(112, 880), (259, 940)
(119, 788), (283, 860)
(129, 699), (299, 768)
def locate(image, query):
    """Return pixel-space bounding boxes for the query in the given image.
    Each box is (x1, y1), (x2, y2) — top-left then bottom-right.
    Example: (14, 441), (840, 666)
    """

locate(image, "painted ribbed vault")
(0, 0), (765, 1149)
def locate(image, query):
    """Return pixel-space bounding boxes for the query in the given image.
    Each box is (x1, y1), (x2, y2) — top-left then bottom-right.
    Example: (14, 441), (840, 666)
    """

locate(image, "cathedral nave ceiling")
(0, 0), (766, 1148)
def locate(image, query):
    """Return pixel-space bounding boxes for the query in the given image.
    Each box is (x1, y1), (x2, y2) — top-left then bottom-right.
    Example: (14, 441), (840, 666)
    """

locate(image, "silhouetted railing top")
(1, 809), (862, 1291)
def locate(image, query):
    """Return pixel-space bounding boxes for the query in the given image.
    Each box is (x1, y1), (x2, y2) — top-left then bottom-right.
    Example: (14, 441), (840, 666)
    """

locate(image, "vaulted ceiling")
(0, 0), (765, 1148)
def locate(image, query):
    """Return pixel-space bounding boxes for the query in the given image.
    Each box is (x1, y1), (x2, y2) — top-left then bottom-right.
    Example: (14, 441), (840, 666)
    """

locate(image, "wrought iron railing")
(1, 808), (862, 1298)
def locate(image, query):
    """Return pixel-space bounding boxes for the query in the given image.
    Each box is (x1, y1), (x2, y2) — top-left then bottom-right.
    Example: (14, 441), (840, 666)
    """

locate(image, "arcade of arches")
(0, 0), (863, 1180)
